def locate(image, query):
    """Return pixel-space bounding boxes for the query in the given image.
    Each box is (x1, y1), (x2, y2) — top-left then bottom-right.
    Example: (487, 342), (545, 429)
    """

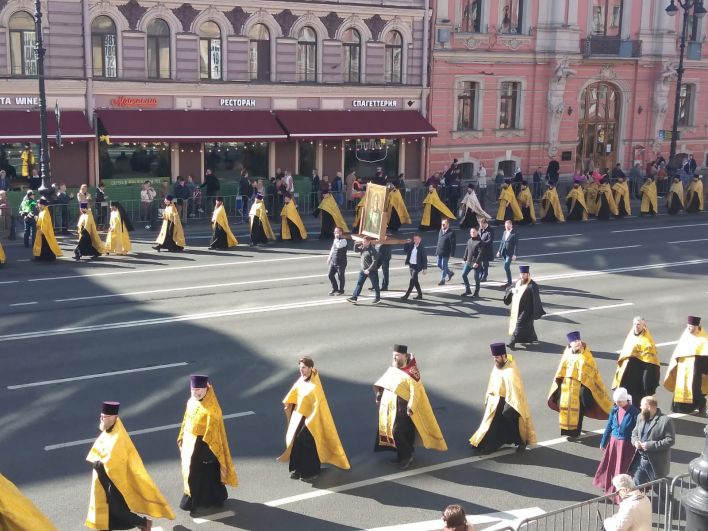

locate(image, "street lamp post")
(682, 425), (708, 529)
(34, 0), (51, 197)
(665, 0), (706, 176)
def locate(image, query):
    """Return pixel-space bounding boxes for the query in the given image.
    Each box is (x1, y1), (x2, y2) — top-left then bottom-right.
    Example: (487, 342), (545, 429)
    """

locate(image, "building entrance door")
(576, 82), (620, 174)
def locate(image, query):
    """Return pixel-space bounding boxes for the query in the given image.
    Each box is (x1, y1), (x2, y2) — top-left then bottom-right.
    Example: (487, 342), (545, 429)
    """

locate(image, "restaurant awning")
(274, 110), (437, 139)
(0, 111), (94, 142)
(96, 110), (288, 143)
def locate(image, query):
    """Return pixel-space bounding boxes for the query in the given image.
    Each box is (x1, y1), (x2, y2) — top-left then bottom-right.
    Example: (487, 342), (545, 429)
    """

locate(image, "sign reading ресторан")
(351, 99), (399, 108)
(219, 98), (257, 107)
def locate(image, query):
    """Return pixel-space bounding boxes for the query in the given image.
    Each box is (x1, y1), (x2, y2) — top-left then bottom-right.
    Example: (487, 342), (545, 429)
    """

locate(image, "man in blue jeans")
(461, 227), (482, 297)
(478, 217), (494, 282)
(347, 237), (381, 304)
(496, 219), (518, 287)
(436, 218), (456, 285)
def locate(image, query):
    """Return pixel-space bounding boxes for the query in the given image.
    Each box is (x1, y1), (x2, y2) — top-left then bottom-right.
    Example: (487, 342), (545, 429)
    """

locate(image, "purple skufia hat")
(518, 265), (530, 274)
(256, 192), (264, 200)
(101, 401), (120, 415)
(490, 342), (506, 356)
(566, 331), (581, 343)
(190, 374), (209, 388)
(687, 316), (701, 326)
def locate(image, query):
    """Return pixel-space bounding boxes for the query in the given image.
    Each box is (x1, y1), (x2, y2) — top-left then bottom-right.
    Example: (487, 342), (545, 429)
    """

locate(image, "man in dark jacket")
(629, 396), (675, 485)
(478, 217), (495, 282)
(546, 158), (560, 186)
(200, 169), (221, 209)
(435, 218), (456, 286)
(347, 237), (381, 304)
(238, 170), (251, 219)
(461, 227), (482, 297)
(375, 242), (392, 291)
(401, 233), (427, 300)
(496, 219), (519, 287)
(326, 226), (348, 295)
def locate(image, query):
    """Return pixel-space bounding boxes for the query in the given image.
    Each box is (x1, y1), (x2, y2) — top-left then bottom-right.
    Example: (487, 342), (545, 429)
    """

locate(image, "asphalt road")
(1, 209), (707, 531)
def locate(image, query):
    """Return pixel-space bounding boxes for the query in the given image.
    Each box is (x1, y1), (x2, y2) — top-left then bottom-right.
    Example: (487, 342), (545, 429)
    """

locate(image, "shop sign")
(0, 96), (39, 106)
(219, 98), (257, 107)
(351, 99), (399, 108)
(110, 96), (159, 108)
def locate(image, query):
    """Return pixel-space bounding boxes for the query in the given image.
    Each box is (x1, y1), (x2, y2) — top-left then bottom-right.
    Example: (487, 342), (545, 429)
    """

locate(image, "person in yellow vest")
(584, 179), (600, 216)
(639, 176), (658, 216)
(516, 181), (536, 225)
(548, 331), (613, 439)
(74, 202), (104, 260)
(503, 264), (545, 349)
(280, 192), (308, 242)
(209, 196), (238, 250)
(314, 190), (349, 239)
(612, 175), (632, 218)
(612, 317), (661, 404)
(663, 316), (708, 415)
(384, 184), (411, 232)
(540, 184), (565, 222)
(685, 175), (704, 213)
(0, 472), (56, 530)
(595, 177), (619, 220)
(85, 401), (174, 531)
(0, 238), (5, 265)
(104, 201), (133, 256)
(470, 343), (536, 455)
(178, 375), (237, 516)
(153, 195), (185, 252)
(33, 199), (62, 262)
(419, 185), (456, 231)
(249, 192), (275, 246)
(666, 176), (684, 215)
(374, 345), (447, 469)
(566, 182), (589, 221)
(496, 181), (523, 223)
(279, 357), (350, 481)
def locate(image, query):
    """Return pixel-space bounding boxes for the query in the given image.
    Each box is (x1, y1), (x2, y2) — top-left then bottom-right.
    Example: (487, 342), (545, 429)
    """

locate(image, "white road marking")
(193, 510), (236, 524)
(545, 302), (634, 316)
(668, 238), (708, 244)
(0, 281), (19, 285)
(611, 222), (708, 233)
(2, 258), (707, 342)
(520, 245), (641, 259)
(265, 412), (690, 508)
(364, 507), (545, 531)
(8, 301), (37, 307)
(16, 259), (30, 262)
(423, 233), (584, 250)
(7, 362), (189, 390)
(44, 411), (255, 451)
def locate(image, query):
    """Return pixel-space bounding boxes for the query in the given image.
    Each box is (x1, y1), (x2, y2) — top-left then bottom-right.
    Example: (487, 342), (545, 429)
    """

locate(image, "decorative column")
(682, 425), (708, 529)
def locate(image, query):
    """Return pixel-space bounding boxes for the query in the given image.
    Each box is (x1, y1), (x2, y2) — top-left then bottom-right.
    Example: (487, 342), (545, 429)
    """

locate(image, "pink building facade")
(428, 0), (708, 180)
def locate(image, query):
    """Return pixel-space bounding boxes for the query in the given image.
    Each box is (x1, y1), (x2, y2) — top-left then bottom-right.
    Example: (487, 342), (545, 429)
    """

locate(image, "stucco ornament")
(547, 57), (576, 156)
(652, 60), (677, 144)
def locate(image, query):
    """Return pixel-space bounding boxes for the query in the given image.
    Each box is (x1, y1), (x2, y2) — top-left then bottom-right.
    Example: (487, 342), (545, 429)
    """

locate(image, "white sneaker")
(145, 225), (151, 230)
(198, 208), (204, 213)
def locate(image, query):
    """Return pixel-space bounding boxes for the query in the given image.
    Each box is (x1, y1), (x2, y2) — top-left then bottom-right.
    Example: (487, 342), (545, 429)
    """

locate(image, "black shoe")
(472, 291), (479, 298)
(461, 290), (472, 297)
(73, 255), (81, 261)
(506, 342), (516, 350)
(152, 245), (161, 252)
(413, 294), (423, 300)
(481, 276), (488, 282)
(329, 290), (337, 296)
(447, 271), (455, 281)
(398, 456), (414, 470)
(368, 287), (374, 291)
(400, 294), (410, 301)
(381, 287), (388, 291)
(516, 443), (527, 452)
(301, 474), (319, 482)
(372, 299), (381, 304)
(336, 291), (345, 296)
(346, 297), (357, 303)
(437, 280), (445, 286)
(289, 471), (301, 480)
(502, 282), (511, 288)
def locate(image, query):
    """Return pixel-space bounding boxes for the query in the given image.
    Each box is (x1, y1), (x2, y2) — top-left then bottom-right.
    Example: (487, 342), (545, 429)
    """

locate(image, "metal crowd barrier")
(666, 473), (693, 531)
(515, 478), (670, 531)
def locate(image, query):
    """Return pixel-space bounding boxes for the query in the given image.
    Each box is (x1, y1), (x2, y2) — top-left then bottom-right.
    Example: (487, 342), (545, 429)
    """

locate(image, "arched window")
(342, 28), (361, 83)
(384, 31), (403, 84)
(297, 27), (317, 82)
(248, 24), (270, 81)
(91, 16), (117, 78)
(10, 11), (37, 76)
(147, 19), (170, 79)
(199, 21), (222, 80)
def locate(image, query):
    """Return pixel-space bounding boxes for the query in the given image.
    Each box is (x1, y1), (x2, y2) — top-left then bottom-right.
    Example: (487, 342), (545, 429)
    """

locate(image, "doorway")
(576, 81), (621, 174)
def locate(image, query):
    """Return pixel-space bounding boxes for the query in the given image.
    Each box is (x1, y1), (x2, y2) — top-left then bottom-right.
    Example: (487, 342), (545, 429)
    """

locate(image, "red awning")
(0, 111), (94, 142)
(275, 110), (437, 139)
(96, 110), (288, 142)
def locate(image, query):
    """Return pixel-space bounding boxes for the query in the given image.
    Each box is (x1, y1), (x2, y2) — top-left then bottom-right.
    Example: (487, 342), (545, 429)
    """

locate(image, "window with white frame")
(9, 11), (37, 76)
(461, 1), (482, 33)
(499, 81), (521, 129)
(678, 83), (695, 127)
(457, 81), (479, 130)
(500, 0), (524, 34)
(248, 24), (271, 81)
(199, 21), (222, 80)
(342, 28), (362, 83)
(384, 31), (403, 84)
(147, 19), (170, 79)
(591, 0), (623, 37)
(91, 16), (118, 78)
(297, 27), (317, 82)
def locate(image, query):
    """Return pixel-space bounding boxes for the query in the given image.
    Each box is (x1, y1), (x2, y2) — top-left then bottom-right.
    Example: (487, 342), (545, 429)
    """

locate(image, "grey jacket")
(630, 409), (675, 479)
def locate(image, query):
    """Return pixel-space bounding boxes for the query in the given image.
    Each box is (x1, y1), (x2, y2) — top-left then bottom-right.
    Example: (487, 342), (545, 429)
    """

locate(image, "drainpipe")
(82, 0), (97, 185)
(421, 0), (431, 182)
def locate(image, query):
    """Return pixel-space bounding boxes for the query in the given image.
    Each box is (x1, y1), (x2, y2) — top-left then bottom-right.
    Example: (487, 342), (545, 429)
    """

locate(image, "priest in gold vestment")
(209, 196), (238, 250)
(612, 317), (660, 403)
(0, 473), (56, 530)
(664, 316), (708, 415)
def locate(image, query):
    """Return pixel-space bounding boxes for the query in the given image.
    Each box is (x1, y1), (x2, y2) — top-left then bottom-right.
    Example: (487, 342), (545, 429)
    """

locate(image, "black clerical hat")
(490, 343), (506, 356)
(101, 401), (120, 415)
(519, 265), (530, 273)
(687, 316), (701, 326)
(190, 374), (209, 388)
(393, 344), (408, 354)
(567, 331), (581, 343)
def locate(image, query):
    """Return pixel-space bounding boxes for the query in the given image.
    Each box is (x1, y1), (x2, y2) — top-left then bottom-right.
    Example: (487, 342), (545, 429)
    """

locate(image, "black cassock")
(596, 195), (611, 220)
(180, 436), (227, 513)
(671, 357), (708, 413)
(686, 191), (701, 213)
(504, 280), (545, 344)
(667, 191), (683, 215)
(209, 224), (229, 249)
(616, 197), (629, 218)
(155, 222), (183, 252)
(519, 206), (533, 225)
(618, 357), (660, 405)
(471, 398), (522, 455)
(459, 209), (479, 230)
(388, 209), (402, 232)
(418, 205), (442, 231)
(374, 395), (415, 462)
(284, 219), (304, 241)
(566, 198), (585, 221)
(35, 236), (58, 262)
(250, 218), (270, 245)
(314, 209), (335, 240)
(74, 229), (101, 258)
(289, 418), (320, 478)
(94, 461), (147, 530)
(541, 201), (560, 222)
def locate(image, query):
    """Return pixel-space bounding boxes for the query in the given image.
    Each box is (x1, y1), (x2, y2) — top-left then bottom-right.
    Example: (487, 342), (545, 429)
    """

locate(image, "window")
(460, 162), (475, 181)
(204, 142), (269, 179)
(461, 1), (482, 33)
(199, 21), (222, 80)
(98, 141), (171, 181)
(10, 11), (37, 76)
(678, 84), (694, 127)
(91, 16), (117, 78)
(248, 24), (271, 81)
(591, 0), (623, 37)
(499, 81), (521, 129)
(457, 81), (479, 130)
(687, 14), (701, 42)
(297, 27), (317, 82)
(342, 28), (361, 83)
(298, 141), (316, 177)
(384, 31), (403, 84)
(500, 0), (524, 34)
(147, 19), (170, 79)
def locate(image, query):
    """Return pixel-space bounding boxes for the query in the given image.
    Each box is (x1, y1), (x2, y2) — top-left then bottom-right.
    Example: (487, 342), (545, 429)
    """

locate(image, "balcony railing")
(581, 36), (641, 58)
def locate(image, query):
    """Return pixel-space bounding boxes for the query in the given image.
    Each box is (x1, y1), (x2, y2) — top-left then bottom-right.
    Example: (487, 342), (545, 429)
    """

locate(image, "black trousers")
(404, 267), (422, 296)
(328, 264), (346, 292)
